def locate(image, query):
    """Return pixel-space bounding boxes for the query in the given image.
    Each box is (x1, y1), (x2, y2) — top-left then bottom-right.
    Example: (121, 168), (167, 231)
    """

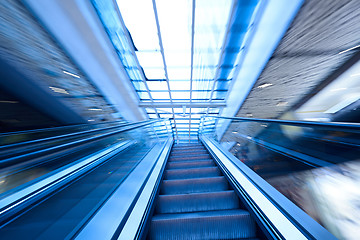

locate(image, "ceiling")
(93, 0), (262, 142)
(0, 0), (121, 127)
(223, 0), (360, 152)
(235, 0), (360, 120)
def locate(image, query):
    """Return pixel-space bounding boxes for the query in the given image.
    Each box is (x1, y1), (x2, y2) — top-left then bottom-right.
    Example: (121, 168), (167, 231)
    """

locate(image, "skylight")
(93, 0), (262, 142)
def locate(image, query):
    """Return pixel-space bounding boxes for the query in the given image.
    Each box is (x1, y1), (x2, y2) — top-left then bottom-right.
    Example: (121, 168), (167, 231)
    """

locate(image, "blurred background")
(0, 0), (359, 239)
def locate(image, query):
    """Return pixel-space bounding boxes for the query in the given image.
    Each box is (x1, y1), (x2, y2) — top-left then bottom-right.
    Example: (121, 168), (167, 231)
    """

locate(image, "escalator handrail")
(201, 116), (360, 131)
(0, 119), (169, 167)
(0, 119), (166, 150)
(0, 120), (126, 137)
(0, 140), (135, 225)
(74, 137), (173, 240)
(200, 134), (337, 240)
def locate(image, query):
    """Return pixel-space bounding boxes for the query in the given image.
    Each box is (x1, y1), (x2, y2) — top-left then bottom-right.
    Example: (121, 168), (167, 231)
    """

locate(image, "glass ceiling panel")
(193, 80), (212, 91)
(156, 0), (192, 52)
(169, 81), (190, 91)
(117, 0), (159, 51)
(145, 108), (156, 113)
(132, 81), (147, 91)
(102, 0), (248, 142)
(165, 51), (192, 68)
(192, 90), (210, 100)
(136, 91), (150, 99)
(167, 67), (191, 80)
(146, 81), (168, 91)
(214, 80), (231, 91)
(151, 91), (170, 99)
(172, 91), (190, 100)
(136, 51), (164, 68)
(174, 120), (189, 124)
(172, 108), (184, 113)
(156, 108), (173, 113)
(143, 67), (166, 79)
(159, 113), (173, 118)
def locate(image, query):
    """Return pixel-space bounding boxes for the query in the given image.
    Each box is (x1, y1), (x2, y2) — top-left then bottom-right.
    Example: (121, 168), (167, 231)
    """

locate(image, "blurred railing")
(199, 116), (360, 240)
(0, 118), (173, 227)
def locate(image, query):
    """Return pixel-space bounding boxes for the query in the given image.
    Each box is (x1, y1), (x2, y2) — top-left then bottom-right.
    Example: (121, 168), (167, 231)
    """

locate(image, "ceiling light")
(257, 83), (273, 89)
(88, 108), (102, 111)
(49, 86), (69, 94)
(338, 44), (360, 55)
(276, 101), (288, 107)
(63, 70), (80, 78)
(232, 131), (238, 134)
(88, 119), (95, 122)
(246, 113), (253, 117)
(236, 143), (241, 146)
(330, 88), (347, 92)
(350, 73), (360, 77)
(0, 100), (18, 104)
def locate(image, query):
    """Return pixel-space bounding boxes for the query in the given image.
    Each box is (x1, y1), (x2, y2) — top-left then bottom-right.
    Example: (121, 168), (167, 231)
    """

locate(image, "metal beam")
(189, 0), (196, 142)
(152, 0), (178, 141)
(139, 102), (226, 108)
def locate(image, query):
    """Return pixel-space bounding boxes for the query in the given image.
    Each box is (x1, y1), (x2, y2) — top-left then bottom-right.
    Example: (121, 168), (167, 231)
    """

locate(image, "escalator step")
(172, 147), (205, 151)
(167, 160), (214, 169)
(169, 155), (212, 162)
(170, 153), (209, 159)
(170, 150), (208, 156)
(149, 209), (257, 240)
(161, 176), (228, 195)
(164, 167), (221, 180)
(155, 190), (240, 214)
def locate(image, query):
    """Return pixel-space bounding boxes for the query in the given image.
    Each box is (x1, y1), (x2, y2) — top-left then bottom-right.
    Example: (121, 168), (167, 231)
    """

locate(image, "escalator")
(148, 143), (261, 239)
(0, 117), (339, 239)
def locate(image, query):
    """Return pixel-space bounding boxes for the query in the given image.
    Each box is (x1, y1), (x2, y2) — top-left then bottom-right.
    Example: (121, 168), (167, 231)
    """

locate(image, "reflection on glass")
(199, 116), (360, 240)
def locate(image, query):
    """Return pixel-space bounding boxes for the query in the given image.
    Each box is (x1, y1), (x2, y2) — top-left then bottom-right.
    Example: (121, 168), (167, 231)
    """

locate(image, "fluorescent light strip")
(350, 73), (360, 77)
(338, 44), (360, 55)
(0, 100), (18, 104)
(276, 101), (288, 107)
(63, 70), (80, 78)
(257, 83), (273, 89)
(49, 86), (69, 94)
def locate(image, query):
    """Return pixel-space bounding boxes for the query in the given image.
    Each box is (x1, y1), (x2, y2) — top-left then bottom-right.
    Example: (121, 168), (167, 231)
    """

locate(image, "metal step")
(170, 153), (210, 159)
(173, 143), (203, 148)
(155, 190), (240, 214)
(164, 167), (221, 180)
(172, 146), (205, 151)
(170, 149), (208, 156)
(160, 176), (228, 195)
(148, 143), (259, 240)
(149, 209), (257, 240)
(167, 159), (215, 170)
(168, 155), (212, 162)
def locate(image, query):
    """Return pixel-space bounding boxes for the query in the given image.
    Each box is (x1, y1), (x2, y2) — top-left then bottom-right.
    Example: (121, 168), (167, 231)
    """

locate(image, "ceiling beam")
(152, 0), (178, 141)
(139, 102), (226, 108)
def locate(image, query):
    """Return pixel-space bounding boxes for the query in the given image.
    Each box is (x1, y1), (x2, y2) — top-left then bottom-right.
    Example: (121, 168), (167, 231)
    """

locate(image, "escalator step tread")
(170, 153), (209, 158)
(171, 149), (207, 153)
(164, 167), (221, 180)
(161, 176), (228, 194)
(172, 147), (205, 151)
(169, 156), (212, 162)
(156, 190), (240, 214)
(149, 209), (257, 240)
(167, 160), (215, 169)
